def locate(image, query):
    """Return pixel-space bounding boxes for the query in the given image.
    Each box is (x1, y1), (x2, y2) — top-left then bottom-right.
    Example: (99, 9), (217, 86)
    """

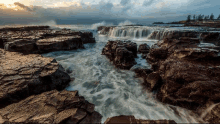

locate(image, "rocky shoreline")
(0, 26), (95, 54)
(0, 25), (176, 124)
(101, 28), (220, 123)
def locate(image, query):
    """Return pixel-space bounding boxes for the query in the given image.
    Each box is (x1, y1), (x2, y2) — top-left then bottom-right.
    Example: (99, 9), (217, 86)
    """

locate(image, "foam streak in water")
(43, 27), (202, 123)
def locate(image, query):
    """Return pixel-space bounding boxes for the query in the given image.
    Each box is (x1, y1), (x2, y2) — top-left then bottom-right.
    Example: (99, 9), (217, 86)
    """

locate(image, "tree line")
(187, 14), (220, 22)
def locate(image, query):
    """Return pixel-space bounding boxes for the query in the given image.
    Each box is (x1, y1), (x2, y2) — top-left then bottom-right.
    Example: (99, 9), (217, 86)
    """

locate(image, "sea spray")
(43, 26), (202, 123)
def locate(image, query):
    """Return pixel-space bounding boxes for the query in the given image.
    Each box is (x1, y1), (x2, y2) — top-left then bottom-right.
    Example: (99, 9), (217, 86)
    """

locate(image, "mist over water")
(43, 25), (205, 123)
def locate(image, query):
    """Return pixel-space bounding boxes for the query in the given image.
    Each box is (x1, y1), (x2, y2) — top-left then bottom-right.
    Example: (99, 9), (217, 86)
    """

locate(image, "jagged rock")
(148, 30), (198, 40)
(145, 72), (162, 91)
(0, 90), (102, 124)
(4, 39), (38, 54)
(80, 32), (96, 44)
(0, 49), (70, 108)
(147, 45), (168, 63)
(0, 26), (96, 54)
(36, 36), (84, 53)
(171, 47), (219, 60)
(130, 65), (153, 78)
(138, 43), (150, 54)
(157, 58), (220, 110)
(200, 32), (220, 45)
(202, 103), (220, 123)
(143, 37), (220, 122)
(102, 40), (137, 69)
(104, 115), (176, 124)
(147, 38), (215, 63)
(97, 26), (115, 35)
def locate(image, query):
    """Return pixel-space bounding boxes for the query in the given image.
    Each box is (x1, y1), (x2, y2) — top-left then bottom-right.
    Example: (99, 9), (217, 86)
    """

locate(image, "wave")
(118, 20), (134, 26)
(91, 21), (113, 30)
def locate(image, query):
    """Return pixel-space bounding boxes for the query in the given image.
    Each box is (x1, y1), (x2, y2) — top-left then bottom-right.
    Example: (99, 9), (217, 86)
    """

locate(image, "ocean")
(42, 23), (217, 123)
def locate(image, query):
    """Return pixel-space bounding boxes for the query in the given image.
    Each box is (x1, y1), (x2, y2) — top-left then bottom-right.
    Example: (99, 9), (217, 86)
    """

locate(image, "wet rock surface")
(0, 49), (70, 108)
(102, 40), (137, 69)
(104, 115), (176, 124)
(143, 37), (220, 122)
(148, 30), (220, 46)
(97, 26), (115, 35)
(0, 26), (95, 54)
(36, 36), (84, 53)
(0, 90), (102, 124)
(138, 43), (150, 54)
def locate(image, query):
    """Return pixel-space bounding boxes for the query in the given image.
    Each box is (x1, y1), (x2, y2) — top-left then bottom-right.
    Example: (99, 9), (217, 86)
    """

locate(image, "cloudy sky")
(0, 0), (219, 25)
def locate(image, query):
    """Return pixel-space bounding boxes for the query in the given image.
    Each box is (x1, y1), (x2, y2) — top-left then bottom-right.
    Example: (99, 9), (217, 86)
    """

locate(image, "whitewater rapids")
(43, 25), (205, 123)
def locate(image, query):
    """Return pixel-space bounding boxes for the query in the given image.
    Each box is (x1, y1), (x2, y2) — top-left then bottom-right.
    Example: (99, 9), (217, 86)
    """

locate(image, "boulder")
(145, 72), (162, 91)
(130, 65), (153, 78)
(102, 40), (137, 69)
(104, 115), (176, 124)
(0, 90), (102, 124)
(147, 45), (168, 63)
(36, 36), (84, 53)
(138, 43), (150, 54)
(0, 49), (70, 108)
(80, 32), (96, 44)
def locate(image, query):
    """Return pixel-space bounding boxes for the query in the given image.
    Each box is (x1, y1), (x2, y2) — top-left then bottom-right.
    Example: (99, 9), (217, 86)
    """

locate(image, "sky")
(0, 0), (220, 25)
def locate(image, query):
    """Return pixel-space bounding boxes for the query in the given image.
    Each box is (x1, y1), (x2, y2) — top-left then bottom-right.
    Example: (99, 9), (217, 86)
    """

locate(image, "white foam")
(42, 26), (203, 123)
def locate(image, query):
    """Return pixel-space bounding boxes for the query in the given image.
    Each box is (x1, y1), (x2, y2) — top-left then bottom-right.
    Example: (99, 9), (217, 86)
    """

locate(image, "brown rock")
(145, 72), (162, 91)
(130, 65), (153, 78)
(4, 39), (38, 54)
(172, 47), (219, 60)
(157, 58), (220, 110)
(104, 115), (176, 124)
(202, 103), (220, 123)
(0, 49), (70, 108)
(138, 43), (150, 54)
(148, 30), (198, 40)
(0, 90), (102, 124)
(98, 26), (115, 35)
(102, 40), (137, 69)
(36, 36), (84, 53)
(80, 32), (96, 44)
(146, 45), (168, 63)
(0, 26), (96, 54)
(142, 37), (220, 123)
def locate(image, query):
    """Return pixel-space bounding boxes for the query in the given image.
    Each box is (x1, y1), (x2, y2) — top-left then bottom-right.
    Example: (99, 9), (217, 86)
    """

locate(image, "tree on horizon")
(217, 14), (220, 20)
(210, 13), (214, 20)
(198, 14), (203, 21)
(187, 15), (191, 22)
(204, 16), (209, 21)
(193, 15), (196, 21)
